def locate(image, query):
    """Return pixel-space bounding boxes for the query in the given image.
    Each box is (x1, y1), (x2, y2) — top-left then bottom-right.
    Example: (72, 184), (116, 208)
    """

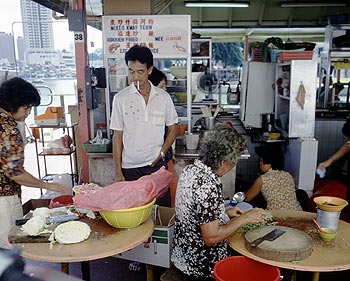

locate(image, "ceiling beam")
(258, 0), (266, 26)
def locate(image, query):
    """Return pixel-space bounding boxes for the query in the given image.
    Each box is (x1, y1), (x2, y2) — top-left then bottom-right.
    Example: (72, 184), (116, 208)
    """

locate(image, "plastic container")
(49, 195), (74, 208)
(99, 198), (156, 229)
(82, 141), (112, 153)
(213, 256), (280, 281)
(185, 133), (200, 150)
(278, 51), (313, 62)
(269, 49), (282, 63)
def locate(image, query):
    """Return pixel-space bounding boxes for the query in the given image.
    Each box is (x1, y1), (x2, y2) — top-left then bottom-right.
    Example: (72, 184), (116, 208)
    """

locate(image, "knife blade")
(15, 214), (79, 225)
(250, 228), (286, 248)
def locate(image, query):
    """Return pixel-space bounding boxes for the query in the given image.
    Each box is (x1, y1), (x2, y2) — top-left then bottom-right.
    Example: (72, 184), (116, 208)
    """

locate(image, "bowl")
(268, 133), (281, 140)
(175, 92), (196, 103)
(49, 195), (74, 208)
(170, 66), (187, 79)
(73, 183), (103, 195)
(99, 198), (156, 228)
(318, 228), (337, 241)
(313, 196), (348, 212)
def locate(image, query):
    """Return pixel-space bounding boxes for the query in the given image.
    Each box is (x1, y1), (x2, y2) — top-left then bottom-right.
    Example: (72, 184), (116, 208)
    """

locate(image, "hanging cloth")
(297, 82), (306, 110)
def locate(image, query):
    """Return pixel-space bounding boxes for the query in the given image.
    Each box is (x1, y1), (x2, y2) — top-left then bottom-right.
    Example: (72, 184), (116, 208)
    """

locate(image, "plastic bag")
(74, 167), (172, 211)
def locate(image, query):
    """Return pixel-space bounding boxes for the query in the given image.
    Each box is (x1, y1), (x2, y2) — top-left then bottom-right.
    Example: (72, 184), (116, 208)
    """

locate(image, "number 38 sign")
(74, 32), (84, 42)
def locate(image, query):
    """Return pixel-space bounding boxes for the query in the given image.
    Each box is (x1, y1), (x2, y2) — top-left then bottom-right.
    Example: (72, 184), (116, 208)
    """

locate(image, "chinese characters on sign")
(103, 15), (191, 57)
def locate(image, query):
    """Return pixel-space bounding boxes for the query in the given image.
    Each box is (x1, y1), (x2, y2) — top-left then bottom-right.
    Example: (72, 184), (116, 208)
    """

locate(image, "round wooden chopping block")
(245, 226), (313, 262)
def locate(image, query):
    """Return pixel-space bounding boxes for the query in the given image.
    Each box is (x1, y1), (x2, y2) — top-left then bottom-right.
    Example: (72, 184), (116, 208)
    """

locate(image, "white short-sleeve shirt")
(110, 81), (178, 168)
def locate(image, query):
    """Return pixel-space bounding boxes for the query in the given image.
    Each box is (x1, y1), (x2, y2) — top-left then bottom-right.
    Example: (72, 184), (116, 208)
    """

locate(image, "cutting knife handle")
(15, 218), (30, 225)
(250, 237), (265, 248)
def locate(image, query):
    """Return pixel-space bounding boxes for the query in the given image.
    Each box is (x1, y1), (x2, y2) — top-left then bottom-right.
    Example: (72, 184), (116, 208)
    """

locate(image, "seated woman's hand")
(226, 206), (244, 218)
(241, 208), (267, 224)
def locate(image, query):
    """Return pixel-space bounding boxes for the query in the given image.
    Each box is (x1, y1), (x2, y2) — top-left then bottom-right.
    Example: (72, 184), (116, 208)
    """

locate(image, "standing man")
(110, 45), (178, 206)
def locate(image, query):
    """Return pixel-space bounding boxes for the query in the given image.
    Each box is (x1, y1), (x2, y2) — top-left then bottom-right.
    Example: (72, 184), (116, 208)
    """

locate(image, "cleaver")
(250, 228), (286, 248)
(15, 214), (79, 225)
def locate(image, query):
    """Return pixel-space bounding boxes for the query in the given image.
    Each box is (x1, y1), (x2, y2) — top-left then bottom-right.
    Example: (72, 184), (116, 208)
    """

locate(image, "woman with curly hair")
(171, 124), (267, 280)
(0, 77), (70, 249)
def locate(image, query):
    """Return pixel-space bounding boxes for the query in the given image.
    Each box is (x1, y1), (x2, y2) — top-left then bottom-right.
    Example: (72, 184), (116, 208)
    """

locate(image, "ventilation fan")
(197, 72), (219, 101)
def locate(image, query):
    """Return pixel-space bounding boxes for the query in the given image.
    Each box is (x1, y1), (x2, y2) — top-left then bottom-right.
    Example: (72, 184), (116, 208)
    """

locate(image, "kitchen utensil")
(313, 196), (348, 212)
(15, 214), (79, 226)
(316, 208), (341, 231)
(318, 227), (337, 241)
(204, 116), (215, 130)
(312, 218), (329, 234)
(213, 106), (221, 118)
(229, 191), (246, 206)
(268, 132), (281, 140)
(250, 228), (286, 248)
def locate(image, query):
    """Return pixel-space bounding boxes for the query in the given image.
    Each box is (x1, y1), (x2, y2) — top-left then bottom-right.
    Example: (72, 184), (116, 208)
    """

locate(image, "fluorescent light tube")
(184, 1), (250, 8)
(281, 2), (346, 8)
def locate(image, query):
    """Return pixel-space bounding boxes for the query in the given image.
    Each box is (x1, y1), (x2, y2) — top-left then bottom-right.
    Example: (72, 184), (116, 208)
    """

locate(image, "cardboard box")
(115, 205), (175, 268)
(22, 199), (51, 215)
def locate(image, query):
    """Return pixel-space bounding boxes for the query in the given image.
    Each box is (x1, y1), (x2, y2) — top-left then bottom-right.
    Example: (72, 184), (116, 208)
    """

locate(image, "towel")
(297, 82), (306, 110)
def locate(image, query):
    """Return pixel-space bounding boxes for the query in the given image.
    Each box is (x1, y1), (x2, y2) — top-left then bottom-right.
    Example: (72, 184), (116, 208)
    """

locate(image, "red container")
(251, 48), (262, 62)
(49, 195), (74, 208)
(213, 256), (280, 281)
(279, 51), (313, 62)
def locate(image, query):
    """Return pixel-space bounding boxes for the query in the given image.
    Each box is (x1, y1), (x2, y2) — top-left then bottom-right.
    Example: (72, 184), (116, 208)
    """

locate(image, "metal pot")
(261, 113), (275, 132)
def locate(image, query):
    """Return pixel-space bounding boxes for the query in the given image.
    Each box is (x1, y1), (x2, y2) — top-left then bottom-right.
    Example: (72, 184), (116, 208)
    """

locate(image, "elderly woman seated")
(171, 125), (267, 280)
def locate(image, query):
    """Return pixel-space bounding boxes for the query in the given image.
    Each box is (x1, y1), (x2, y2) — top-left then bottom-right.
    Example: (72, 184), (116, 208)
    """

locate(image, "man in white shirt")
(110, 45), (178, 206)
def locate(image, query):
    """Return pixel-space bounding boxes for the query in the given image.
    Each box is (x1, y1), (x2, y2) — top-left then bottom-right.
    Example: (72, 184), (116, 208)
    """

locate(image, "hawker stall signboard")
(102, 15), (191, 58)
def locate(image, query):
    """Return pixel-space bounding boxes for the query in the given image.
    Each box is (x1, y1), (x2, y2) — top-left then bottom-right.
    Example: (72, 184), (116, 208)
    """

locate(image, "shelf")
(39, 147), (76, 156)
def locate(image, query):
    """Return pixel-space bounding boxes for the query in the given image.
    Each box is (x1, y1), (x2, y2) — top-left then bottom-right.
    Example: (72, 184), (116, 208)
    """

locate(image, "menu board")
(102, 15), (191, 57)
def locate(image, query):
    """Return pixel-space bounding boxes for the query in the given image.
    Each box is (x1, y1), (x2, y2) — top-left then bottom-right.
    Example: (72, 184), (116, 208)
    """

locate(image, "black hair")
(149, 67), (167, 87)
(0, 77), (40, 113)
(342, 115), (350, 137)
(125, 45), (153, 69)
(259, 145), (284, 170)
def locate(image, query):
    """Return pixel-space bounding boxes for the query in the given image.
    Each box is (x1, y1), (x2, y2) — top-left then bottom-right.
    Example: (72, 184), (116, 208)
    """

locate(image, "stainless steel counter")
(174, 145), (250, 160)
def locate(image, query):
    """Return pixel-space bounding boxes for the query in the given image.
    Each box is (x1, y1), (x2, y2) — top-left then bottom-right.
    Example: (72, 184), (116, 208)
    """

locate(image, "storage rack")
(30, 122), (78, 190)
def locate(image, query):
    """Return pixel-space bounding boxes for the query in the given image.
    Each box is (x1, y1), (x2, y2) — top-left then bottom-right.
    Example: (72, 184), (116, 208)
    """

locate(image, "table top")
(13, 217), (154, 263)
(228, 210), (350, 272)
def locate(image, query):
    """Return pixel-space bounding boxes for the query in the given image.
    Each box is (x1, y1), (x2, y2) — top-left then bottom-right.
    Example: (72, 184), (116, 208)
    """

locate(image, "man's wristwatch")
(160, 151), (166, 161)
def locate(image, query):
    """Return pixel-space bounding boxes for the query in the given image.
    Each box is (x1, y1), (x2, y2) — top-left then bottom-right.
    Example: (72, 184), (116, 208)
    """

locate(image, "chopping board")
(8, 216), (122, 243)
(245, 226), (313, 262)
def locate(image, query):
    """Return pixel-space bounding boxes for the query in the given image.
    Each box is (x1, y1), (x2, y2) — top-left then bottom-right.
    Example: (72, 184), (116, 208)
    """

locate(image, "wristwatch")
(160, 151), (166, 161)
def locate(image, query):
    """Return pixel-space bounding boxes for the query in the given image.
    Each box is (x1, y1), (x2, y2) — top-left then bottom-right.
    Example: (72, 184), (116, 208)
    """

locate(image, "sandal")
(128, 261), (141, 272)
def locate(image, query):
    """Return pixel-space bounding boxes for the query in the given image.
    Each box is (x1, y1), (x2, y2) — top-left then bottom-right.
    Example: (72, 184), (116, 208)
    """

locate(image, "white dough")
(33, 207), (50, 218)
(53, 221), (91, 244)
(22, 216), (46, 236)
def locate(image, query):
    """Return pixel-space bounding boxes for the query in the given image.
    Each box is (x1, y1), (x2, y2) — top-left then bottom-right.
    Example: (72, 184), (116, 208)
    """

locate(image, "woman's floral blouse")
(261, 169), (302, 211)
(171, 159), (230, 278)
(0, 108), (24, 196)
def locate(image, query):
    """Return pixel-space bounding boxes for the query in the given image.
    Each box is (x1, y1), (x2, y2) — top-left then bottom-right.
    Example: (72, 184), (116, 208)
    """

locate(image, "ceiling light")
(280, 2), (347, 8)
(184, 1), (250, 8)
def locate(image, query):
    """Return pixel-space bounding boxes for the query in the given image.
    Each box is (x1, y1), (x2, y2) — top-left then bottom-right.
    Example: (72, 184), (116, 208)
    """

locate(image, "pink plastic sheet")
(74, 167), (172, 211)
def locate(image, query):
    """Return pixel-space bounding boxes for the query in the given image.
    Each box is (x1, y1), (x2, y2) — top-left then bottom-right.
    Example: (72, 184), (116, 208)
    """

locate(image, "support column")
(73, 0), (90, 183)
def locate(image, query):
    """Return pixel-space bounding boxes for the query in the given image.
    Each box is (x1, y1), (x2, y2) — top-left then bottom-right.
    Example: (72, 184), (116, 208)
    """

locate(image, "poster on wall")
(102, 15), (191, 57)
